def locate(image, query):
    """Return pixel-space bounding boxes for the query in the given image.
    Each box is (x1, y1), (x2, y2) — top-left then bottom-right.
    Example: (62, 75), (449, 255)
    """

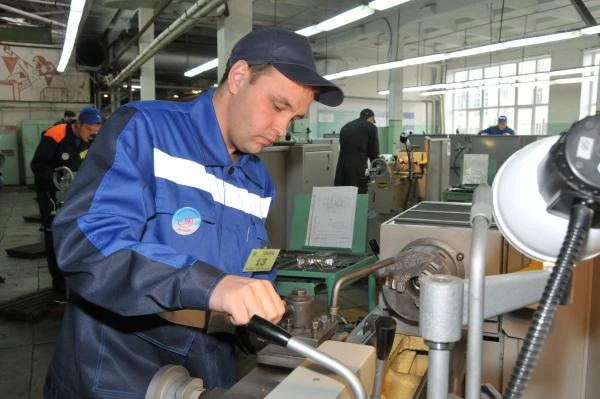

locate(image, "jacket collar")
(190, 89), (264, 188)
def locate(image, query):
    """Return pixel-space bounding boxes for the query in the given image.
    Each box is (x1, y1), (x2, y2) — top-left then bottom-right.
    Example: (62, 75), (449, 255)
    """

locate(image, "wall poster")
(0, 44), (90, 103)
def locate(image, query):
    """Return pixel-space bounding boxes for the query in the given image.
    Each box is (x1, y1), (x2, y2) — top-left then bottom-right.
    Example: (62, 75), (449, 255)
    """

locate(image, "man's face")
(498, 121), (507, 130)
(78, 122), (101, 143)
(224, 62), (314, 154)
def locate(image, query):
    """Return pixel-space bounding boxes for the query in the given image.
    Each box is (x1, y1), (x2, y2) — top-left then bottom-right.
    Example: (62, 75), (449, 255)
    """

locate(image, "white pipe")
(21, 0), (69, 7)
(108, 0), (225, 86)
(0, 3), (66, 28)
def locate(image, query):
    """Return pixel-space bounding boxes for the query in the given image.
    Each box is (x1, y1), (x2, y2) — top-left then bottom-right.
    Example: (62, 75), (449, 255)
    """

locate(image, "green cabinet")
(0, 131), (20, 185)
(20, 120), (55, 185)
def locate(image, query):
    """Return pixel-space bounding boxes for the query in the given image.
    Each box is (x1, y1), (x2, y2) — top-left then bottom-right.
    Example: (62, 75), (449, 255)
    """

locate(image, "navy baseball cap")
(498, 115), (508, 122)
(78, 107), (102, 125)
(229, 28), (344, 107)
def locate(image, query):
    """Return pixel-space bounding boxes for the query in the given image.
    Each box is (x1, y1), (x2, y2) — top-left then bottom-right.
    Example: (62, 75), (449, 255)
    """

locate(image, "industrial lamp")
(492, 115), (600, 398)
(492, 121), (600, 262)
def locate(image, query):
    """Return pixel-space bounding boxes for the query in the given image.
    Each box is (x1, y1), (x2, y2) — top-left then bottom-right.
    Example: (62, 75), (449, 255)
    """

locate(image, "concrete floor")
(0, 187), (371, 399)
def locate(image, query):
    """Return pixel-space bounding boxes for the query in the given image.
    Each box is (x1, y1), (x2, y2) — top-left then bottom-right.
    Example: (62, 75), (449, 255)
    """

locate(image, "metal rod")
(287, 337), (368, 399)
(21, 0), (69, 7)
(108, 0), (225, 86)
(0, 3), (66, 28)
(372, 359), (386, 399)
(465, 217), (489, 399)
(427, 347), (450, 399)
(329, 257), (396, 317)
(466, 184), (493, 399)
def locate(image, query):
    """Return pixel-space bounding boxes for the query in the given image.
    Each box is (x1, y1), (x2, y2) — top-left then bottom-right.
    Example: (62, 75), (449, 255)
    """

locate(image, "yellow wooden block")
(382, 369), (422, 399)
(391, 350), (416, 374)
(409, 354), (428, 377)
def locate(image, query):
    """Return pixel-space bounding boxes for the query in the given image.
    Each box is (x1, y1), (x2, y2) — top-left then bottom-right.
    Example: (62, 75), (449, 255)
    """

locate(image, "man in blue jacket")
(44, 28), (343, 399)
(479, 115), (515, 135)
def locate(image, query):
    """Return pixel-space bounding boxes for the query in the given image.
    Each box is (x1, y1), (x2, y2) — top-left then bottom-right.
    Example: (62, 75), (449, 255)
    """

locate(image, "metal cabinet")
(259, 144), (336, 248)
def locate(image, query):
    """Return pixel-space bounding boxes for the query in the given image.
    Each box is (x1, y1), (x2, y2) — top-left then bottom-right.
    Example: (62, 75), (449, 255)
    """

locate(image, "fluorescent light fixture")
(548, 66), (596, 76)
(316, 6), (375, 32)
(551, 77), (595, 85)
(183, 1), (415, 76)
(420, 90), (448, 96)
(57, 0), (86, 72)
(325, 26), (598, 81)
(295, 25), (323, 37)
(378, 90), (390, 95)
(212, 83), (218, 88)
(369, 0), (411, 11)
(581, 25), (600, 35)
(173, 94), (179, 98)
(501, 31), (581, 50)
(184, 58), (218, 77)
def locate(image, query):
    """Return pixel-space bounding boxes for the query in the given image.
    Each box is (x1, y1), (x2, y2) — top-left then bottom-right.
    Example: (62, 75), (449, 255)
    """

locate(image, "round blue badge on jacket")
(172, 207), (202, 235)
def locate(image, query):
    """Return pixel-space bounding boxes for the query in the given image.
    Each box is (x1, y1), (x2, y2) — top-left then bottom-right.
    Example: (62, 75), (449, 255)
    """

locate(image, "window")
(445, 57), (551, 135)
(579, 50), (600, 119)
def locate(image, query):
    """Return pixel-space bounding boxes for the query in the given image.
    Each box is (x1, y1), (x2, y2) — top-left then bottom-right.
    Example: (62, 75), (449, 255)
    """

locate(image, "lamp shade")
(492, 136), (600, 262)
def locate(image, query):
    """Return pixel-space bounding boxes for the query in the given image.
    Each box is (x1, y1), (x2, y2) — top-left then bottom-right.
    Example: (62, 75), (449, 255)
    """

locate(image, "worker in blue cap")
(31, 107), (103, 293)
(479, 115), (515, 135)
(44, 27), (343, 398)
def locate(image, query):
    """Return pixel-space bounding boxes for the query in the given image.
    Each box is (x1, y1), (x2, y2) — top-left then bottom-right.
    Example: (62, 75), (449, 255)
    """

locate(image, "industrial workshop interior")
(2, 0), (600, 398)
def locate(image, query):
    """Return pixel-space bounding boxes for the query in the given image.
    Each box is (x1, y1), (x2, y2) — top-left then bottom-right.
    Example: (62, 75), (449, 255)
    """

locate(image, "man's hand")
(209, 275), (286, 325)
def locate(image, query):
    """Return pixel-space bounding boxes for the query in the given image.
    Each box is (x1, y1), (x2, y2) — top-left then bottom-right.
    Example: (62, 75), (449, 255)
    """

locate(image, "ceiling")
(1, 0), (600, 99)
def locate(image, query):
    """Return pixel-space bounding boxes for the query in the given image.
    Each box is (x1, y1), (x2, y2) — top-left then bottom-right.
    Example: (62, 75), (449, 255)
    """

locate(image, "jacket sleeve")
(52, 106), (226, 317)
(31, 136), (59, 192)
(367, 125), (380, 162)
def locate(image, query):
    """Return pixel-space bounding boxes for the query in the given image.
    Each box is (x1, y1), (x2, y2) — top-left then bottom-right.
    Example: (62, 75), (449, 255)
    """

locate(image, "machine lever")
(247, 315), (292, 347)
(368, 239), (380, 257)
(372, 316), (397, 399)
(375, 316), (396, 361)
(248, 315), (368, 399)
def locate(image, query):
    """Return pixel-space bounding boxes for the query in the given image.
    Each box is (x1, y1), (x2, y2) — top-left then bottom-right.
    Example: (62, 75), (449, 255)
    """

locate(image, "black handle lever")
(247, 315), (292, 348)
(369, 239), (380, 257)
(375, 316), (396, 361)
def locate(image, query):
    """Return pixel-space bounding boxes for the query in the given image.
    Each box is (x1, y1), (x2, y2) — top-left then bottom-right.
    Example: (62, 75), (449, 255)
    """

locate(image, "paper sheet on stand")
(305, 186), (358, 248)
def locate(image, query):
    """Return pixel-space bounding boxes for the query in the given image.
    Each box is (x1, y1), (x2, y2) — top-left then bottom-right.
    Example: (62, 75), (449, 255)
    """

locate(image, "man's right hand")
(209, 275), (286, 326)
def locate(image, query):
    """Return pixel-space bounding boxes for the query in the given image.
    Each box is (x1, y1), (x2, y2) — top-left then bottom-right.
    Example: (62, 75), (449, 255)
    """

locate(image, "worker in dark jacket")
(30, 107), (102, 292)
(334, 108), (379, 193)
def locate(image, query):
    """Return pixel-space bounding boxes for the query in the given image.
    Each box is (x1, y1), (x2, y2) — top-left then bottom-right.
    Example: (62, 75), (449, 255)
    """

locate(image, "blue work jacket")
(44, 90), (276, 398)
(480, 125), (515, 135)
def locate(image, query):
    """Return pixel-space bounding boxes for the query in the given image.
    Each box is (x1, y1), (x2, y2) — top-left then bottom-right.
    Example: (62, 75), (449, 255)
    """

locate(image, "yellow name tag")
(243, 249), (280, 273)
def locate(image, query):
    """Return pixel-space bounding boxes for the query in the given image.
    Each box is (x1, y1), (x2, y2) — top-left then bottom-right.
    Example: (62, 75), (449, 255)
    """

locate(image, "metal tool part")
(379, 238), (465, 324)
(286, 288), (313, 329)
(145, 365), (205, 399)
(258, 289), (337, 368)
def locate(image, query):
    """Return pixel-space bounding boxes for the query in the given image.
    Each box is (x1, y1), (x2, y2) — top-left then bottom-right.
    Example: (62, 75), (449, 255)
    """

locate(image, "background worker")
(334, 108), (379, 193)
(479, 115), (515, 135)
(44, 28), (343, 399)
(30, 107), (102, 293)
(53, 110), (76, 126)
